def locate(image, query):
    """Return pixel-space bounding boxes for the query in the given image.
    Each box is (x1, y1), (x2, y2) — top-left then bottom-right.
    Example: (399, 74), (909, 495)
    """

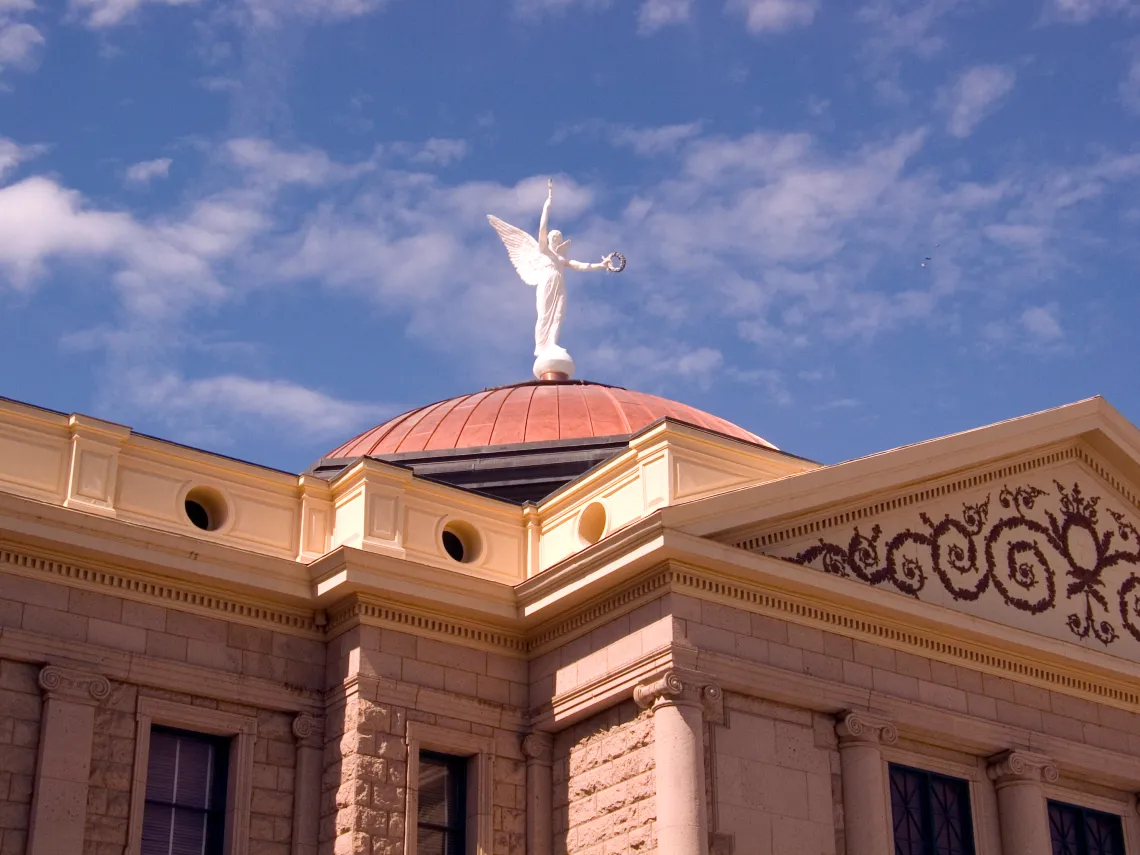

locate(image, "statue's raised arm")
(487, 177), (625, 381)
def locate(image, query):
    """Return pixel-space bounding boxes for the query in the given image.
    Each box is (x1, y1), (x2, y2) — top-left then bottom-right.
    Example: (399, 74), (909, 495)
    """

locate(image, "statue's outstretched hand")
(548, 178), (553, 198)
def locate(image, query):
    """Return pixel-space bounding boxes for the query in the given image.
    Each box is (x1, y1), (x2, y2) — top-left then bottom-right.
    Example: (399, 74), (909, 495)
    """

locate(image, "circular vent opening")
(578, 502), (608, 545)
(441, 521), (481, 564)
(184, 487), (228, 532)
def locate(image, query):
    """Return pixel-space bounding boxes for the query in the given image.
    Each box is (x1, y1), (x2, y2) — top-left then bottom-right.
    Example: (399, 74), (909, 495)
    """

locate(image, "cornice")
(671, 397), (1115, 538)
(0, 540), (321, 635)
(730, 442), (1082, 552)
(327, 593), (527, 656)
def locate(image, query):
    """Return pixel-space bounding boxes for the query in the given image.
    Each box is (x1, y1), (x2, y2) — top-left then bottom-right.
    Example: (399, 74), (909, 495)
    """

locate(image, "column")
(634, 669), (722, 855)
(292, 713), (324, 855)
(835, 710), (897, 855)
(987, 750), (1057, 855)
(26, 665), (110, 855)
(521, 732), (553, 855)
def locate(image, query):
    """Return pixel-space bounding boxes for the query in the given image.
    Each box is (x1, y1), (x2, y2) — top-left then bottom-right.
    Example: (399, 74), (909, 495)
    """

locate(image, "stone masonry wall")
(713, 695), (839, 855)
(0, 660), (40, 855)
(323, 625), (527, 855)
(553, 700), (655, 855)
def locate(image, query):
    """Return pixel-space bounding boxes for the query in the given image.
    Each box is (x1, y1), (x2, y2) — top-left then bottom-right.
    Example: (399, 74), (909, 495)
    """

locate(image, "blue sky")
(0, 0), (1138, 473)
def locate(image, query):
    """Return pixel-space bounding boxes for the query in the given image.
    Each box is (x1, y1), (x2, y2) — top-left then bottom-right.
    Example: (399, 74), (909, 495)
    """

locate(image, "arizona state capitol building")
(6, 365), (1140, 854)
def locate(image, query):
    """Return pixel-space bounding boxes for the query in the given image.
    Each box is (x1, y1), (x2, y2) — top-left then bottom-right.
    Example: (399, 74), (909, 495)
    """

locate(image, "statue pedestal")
(533, 349), (574, 381)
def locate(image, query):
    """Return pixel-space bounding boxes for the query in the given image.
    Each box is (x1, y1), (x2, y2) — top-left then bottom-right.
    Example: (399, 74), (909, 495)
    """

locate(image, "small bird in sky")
(921, 243), (941, 269)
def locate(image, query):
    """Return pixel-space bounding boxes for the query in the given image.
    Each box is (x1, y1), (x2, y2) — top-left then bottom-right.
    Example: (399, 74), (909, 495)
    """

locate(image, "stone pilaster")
(522, 732), (554, 855)
(987, 750), (1057, 855)
(634, 669), (722, 855)
(26, 665), (110, 855)
(835, 711), (897, 855)
(291, 713), (323, 855)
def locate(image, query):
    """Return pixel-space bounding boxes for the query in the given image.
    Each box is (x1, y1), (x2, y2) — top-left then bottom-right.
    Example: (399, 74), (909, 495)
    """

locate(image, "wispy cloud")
(942, 65), (1016, 138)
(0, 0), (43, 74)
(726, 0), (818, 33)
(1121, 52), (1140, 113)
(0, 136), (45, 179)
(130, 372), (390, 444)
(125, 157), (172, 185)
(1043, 0), (1137, 23)
(858, 0), (965, 62)
(552, 120), (703, 155)
(637, 0), (691, 33)
(69, 0), (197, 28)
(1020, 304), (1063, 342)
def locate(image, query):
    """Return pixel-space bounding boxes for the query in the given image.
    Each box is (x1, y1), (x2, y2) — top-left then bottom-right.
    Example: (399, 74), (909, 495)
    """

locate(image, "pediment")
(723, 441), (1140, 660)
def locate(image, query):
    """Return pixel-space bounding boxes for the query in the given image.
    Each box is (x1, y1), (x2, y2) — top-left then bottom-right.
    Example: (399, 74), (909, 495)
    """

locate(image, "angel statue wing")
(487, 215), (556, 288)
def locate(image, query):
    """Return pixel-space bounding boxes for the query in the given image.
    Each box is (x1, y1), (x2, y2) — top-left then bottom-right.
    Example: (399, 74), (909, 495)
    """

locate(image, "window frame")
(1043, 784), (1140, 855)
(404, 722), (494, 855)
(881, 745), (995, 855)
(127, 696), (257, 855)
(888, 762), (977, 855)
(417, 750), (469, 855)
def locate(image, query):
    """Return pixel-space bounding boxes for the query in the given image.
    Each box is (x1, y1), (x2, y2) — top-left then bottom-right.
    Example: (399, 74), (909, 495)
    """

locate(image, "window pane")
(175, 739), (215, 810)
(171, 808), (208, 855)
(1049, 802), (1081, 855)
(141, 805), (173, 855)
(890, 766), (926, 855)
(146, 732), (179, 803)
(889, 765), (974, 855)
(1085, 812), (1125, 855)
(419, 759), (453, 827)
(419, 828), (447, 855)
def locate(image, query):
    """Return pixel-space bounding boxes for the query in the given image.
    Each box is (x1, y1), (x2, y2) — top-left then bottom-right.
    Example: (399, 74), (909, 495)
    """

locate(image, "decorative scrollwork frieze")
(292, 713), (323, 748)
(633, 669), (722, 719)
(987, 750), (1059, 786)
(521, 732), (554, 765)
(835, 711), (898, 747)
(37, 665), (110, 705)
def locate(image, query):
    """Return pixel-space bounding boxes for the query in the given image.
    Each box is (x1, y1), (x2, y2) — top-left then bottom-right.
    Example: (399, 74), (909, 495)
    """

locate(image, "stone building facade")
(1, 381), (1140, 855)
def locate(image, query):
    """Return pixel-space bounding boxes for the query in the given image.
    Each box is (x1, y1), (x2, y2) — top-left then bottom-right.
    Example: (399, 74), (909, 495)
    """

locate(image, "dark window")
(418, 752), (467, 855)
(889, 764), (976, 855)
(141, 727), (229, 855)
(1049, 801), (1126, 855)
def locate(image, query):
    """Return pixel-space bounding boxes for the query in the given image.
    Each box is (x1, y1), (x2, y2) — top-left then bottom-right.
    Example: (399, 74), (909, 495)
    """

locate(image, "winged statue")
(488, 179), (625, 381)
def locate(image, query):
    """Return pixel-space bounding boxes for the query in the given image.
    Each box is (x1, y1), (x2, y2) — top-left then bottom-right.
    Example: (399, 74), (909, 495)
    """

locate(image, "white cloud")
(0, 20), (42, 69)
(727, 0), (818, 32)
(387, 138), (468, 166)
(858, 0), (963, 62)
(637, 0), (691, 33)
(125, 157), (172, 185)
(553, 120), (702, 156)
(943, 65), (1016, 138)
(1044, 0), (1136, 23)
(226, 137), (372, 187)
(69, 0), (197, 28)
(0, 136), (44, 179)
(1020, 305), (1063, 342)
(133, 372), (389, 441)
(241, 0), (390, 26)
(1121, 54), (1140, 113)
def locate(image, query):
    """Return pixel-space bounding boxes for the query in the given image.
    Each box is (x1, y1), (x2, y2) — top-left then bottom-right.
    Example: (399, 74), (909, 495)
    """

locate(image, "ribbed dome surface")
(326, 381), (773, 459)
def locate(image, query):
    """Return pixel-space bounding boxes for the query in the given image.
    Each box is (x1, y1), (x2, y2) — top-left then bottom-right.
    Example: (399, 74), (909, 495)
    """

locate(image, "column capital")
(38, 665), (110, 705)
(836, 711), (898, 747)
(521, 732), (553, 765)
(987, 750), (1058, 786)
(292, 713), (323, 749)
(634, 669), (722, 719)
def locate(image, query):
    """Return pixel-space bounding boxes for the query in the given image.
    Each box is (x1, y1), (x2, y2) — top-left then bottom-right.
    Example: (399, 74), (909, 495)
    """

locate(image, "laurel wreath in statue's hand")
(605, 252), (626, 273)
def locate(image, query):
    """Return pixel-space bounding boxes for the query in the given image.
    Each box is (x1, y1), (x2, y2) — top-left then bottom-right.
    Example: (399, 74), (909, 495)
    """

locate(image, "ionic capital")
(521, 732), (554, 765)
(38, 665), (110, 705)
(836, 711), (898, 747)
(634, 669), (722, 718)
(292, 713), (323, 748)
(987, 750), (1058, 786)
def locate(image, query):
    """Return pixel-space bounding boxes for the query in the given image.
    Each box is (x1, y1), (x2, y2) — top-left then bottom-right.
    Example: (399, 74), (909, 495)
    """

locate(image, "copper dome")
(326, 380), (774, 459)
